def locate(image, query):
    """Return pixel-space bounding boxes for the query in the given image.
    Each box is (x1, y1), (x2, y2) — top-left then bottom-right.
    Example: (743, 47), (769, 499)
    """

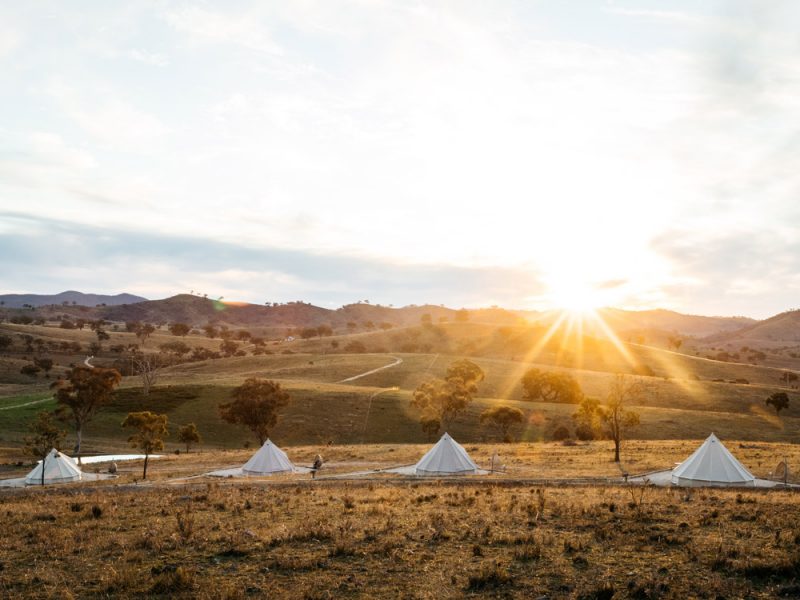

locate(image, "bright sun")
(544, 277), (607, 314)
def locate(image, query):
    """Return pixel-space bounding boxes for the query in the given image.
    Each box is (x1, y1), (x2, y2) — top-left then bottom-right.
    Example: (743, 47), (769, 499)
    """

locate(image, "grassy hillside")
(1, 348), (798, 452)
(705, 309), (800, 346)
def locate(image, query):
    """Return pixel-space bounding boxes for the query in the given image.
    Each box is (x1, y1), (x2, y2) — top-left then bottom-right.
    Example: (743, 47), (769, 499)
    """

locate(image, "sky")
(1, 1), (799, 318)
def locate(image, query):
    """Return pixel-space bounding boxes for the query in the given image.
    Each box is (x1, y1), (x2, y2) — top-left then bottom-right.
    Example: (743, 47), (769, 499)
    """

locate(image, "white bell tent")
(671, 433), (755, 487)
(414, 433), (479, 476)
(25, 448), (82, 485)
(242, 439), (295, 475)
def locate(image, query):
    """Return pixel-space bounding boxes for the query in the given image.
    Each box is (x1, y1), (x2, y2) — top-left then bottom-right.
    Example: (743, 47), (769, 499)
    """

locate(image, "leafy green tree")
(300, 327), (318, 339)
(343, 340), (367, 353)
(169, 323), (191, 336)
(572, 397), (602, 440)
(521, 368), (583, 403)
(33, 357), (54, 375)
(480, 406), (524, 442)
(220, 340), (239, 357)
(177, 423), (201, 453)
(766, 392), (790, 415)
(24, 411), (66, 486)
(220, 378), (290, 445)
(20, 363), (41, 377)
(134, 323), (156, 345)
(121, 411), (168, 479)
(445, 359), (485, 391)
(53, 366), (122, 454)
(420, 414), (441, 440)
(411, 360), (485, 436)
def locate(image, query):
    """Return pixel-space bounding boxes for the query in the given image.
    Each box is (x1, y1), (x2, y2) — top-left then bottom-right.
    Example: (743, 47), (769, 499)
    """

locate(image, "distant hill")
(594, 308), (754, 338)
(0, 290), (147, 308)
(703, 309), (800, 345)
(0, 291), (773, 341)
(2, 294), (529, 330)
(526, 307), (754, 339)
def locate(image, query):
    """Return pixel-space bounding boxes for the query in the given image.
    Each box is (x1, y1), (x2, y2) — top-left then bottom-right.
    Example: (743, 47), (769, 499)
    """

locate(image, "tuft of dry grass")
(0, 479), (798, 598)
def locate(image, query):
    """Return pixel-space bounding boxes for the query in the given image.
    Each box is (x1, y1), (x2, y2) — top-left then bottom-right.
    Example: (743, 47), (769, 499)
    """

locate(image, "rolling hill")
(703, 309), (800, 346)
(0, 290), (147, 308)
(1, 293), (762, 342)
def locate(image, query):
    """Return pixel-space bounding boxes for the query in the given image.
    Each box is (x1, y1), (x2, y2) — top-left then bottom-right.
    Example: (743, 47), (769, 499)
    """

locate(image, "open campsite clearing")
(1, 474), (800, 598)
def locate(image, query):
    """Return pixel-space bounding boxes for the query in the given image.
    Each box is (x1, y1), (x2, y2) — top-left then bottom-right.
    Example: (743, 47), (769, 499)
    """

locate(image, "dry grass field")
(1, 319), (800, 598)
(2, 476), (800, 599)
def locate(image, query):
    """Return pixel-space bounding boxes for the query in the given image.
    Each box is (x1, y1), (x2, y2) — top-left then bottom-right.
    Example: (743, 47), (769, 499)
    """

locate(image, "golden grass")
(1, 473), (799, 598)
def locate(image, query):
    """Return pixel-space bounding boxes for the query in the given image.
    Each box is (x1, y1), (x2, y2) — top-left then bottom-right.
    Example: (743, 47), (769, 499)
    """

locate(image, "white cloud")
(45, 79), (169, 151)
(2, 1), (800, 314)
(127, 49), (169, 67)
(161, 5), (283, 56)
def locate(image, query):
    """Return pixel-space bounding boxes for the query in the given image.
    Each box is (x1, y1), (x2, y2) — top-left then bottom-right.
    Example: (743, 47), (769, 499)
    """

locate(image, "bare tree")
(600, 375), (642, 463)
(130, 352), (170, 396)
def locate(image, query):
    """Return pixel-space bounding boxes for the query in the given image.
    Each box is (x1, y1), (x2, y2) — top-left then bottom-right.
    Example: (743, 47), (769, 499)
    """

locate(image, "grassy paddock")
(1, 477), (799, 598)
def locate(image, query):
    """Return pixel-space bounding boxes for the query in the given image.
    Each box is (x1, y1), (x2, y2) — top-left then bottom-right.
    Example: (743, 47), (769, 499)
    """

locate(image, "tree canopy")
(766, 392), (790, 415)
(411, 360), (485, 437)
(480, 405), (524, 442)
(177, 422), (201, 453)
(24, 411), (66, 486)
(573, 375), (642, 462)
(122, 411), (168, 479)
(169, 323), (191, 336)
(521, 368), (583, 404)
(53, 366), (121, 454)
(220, 378), (291, 444)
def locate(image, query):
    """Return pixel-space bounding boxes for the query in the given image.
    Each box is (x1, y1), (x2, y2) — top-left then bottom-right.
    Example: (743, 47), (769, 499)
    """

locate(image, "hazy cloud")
(0, 213), (547, 308)
(1, 1), (799, 317)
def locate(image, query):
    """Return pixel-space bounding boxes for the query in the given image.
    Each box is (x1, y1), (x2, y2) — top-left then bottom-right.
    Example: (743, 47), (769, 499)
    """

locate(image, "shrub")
(552, 426), (571, 441)
(343, 341), (367, 353)
(575, 424), (596, 441)
(466, 564), (513, 591)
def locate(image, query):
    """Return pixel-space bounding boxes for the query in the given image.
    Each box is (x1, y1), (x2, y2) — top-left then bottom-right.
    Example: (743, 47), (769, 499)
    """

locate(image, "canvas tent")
(671, 433), (755, 487)
(25, 448), (82, 485)
(242, 439), (295, 475)
(414, 433), (479, 476)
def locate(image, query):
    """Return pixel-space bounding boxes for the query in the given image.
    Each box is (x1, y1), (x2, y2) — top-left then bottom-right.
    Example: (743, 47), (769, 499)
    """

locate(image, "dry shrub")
(175, 506), (195, 543)
(466, 562), (513, 591)
(150, 565), (195, 594)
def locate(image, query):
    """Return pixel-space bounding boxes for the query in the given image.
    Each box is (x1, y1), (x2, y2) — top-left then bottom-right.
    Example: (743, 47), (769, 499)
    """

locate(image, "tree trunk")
(613, 440), (620, 463)
(142, 453), (149, 480)
(74, 427), (83, 456)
